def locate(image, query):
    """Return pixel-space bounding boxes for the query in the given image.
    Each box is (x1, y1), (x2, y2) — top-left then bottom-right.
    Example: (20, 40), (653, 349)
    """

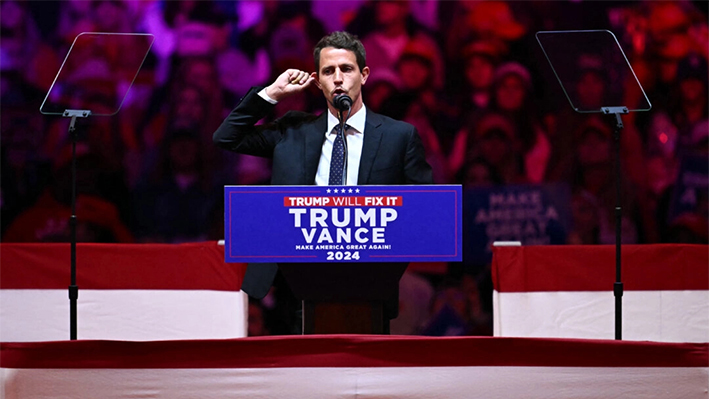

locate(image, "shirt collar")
(327, 104), (366, 134)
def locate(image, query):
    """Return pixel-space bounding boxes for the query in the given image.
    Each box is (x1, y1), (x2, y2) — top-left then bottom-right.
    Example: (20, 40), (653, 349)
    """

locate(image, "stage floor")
(2, 335), (707, 399)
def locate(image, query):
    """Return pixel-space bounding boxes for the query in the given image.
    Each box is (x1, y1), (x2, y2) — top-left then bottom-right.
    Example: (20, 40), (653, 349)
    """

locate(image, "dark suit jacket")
(213, 87), (433, 299)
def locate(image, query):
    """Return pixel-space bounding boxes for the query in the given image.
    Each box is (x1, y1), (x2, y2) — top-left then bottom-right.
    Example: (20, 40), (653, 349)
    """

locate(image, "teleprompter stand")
(40, 32), (154, 340)
(603, 105), (629, 341)
(537, 30), (651, 340)
(65, 109), (91, 340)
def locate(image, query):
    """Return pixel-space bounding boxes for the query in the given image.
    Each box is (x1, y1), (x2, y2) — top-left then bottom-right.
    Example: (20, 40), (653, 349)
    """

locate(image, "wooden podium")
(278, 262), (408, 334)
(223, 185), (462, 335)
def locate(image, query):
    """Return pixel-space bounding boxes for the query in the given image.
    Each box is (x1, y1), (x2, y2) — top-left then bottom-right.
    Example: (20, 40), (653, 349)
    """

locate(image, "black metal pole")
(68, 115), (79, 340)
(612, 112), (624, 341)
(61, 109), (90, 341)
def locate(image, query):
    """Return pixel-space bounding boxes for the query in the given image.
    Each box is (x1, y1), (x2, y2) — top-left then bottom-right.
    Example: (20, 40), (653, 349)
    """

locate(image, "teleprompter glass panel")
(536, 30), (651, 113)
(40, 32), (154, 116)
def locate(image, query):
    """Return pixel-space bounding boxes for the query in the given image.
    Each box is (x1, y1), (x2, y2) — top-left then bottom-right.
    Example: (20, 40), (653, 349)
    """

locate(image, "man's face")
(375, 1), (408, 26)
(576, 71), (605, 110)
(495, 74), (526, 111)
(465, 55), (494, 90)
(398, 57), (431, 91)
(680, 78), (706, 104)
(578, 130), (610, 166)
(314, 47), (369, 114)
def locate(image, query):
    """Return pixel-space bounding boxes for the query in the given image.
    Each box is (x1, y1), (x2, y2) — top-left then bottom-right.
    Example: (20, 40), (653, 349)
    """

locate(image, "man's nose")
(334, 69), (343, 82)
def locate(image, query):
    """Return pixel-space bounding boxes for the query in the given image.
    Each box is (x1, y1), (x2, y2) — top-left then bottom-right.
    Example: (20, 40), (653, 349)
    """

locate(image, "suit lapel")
(304, 113), (328, 184)
(358, 110), (383, 184)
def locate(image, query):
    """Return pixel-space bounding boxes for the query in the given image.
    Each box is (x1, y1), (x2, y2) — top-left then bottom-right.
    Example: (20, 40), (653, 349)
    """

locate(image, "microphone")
(333, 94), (351, 184)
(333, 94), (352, 111)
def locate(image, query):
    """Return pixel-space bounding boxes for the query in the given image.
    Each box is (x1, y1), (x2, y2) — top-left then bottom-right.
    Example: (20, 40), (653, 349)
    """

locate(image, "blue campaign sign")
(462, 183), (572, 266)
(668, 154), (708, 222)
(224, 185), (462, 263)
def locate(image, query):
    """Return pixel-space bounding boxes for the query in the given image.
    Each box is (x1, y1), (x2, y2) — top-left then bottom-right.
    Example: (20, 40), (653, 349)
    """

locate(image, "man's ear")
(311, 72), (321, 89)
(360, 66), (370, 85)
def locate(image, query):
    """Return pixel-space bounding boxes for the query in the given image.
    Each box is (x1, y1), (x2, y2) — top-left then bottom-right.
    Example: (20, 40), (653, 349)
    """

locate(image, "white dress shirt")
(314, 107), (365, 186)
(258, 88), (365, 186)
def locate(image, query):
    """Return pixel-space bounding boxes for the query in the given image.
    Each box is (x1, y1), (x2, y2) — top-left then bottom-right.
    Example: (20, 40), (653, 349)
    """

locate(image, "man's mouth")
(334, 88), (346, 96)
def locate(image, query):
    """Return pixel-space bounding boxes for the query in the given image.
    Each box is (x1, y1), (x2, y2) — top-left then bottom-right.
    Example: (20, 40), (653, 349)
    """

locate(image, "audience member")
(3, 146), (134, 243)
(390, 271), (435, 335)
(311, 0), (367, 34)
(456, 40), (501, 114)
(644, 54), (707, 198)
(132, 130), (217, 243)
(421, 274), (491, 336)
(0, 114), (52, 234)
(0, 0), (60, 93)
(565, 117), (643, 244)
(672, 54), (708, 150)
(547, 54), (648, 200)
(247, 299), (271, 337)
(91, 0), (132, 33)
(546, 55), (609, 181)
(444, 1), (524, 64)
(380, 37), (450, 182)
(459, 157), (503, 188)
(450, 112), (526, 185)
(489, 62), (551, 183)
(358, 1), (444, 89)
(665, 212), (708, 244)
(55, 0), (96, 46)
(362, 69), (401, 114)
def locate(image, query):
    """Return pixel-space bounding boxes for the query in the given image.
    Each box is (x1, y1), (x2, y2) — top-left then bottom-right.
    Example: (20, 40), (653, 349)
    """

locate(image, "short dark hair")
(313, 31), (366, 72)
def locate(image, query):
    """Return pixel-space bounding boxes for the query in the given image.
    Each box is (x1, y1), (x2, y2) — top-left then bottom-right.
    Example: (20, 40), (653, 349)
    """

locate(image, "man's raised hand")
(265, 69), (316, 102)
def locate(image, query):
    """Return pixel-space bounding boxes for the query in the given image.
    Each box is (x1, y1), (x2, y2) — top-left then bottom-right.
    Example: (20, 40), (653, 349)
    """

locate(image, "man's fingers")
(299, 75), (315, 87)
(287, 70), (312, 85)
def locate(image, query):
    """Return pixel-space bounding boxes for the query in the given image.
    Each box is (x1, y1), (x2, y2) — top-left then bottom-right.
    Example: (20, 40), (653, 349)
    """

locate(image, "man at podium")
(213, 31), (433, 332)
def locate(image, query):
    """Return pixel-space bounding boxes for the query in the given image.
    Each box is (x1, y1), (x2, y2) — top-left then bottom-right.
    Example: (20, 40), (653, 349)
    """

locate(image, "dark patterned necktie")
(328, 124), (348, 185)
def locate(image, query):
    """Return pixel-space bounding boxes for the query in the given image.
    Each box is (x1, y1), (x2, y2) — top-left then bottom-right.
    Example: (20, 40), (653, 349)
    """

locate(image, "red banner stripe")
(0, 243), (246, 291)
(492, 244), (709, 292)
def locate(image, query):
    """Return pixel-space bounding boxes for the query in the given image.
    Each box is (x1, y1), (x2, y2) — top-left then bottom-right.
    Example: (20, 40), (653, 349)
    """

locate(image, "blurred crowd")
(2, 0), (707, 337)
